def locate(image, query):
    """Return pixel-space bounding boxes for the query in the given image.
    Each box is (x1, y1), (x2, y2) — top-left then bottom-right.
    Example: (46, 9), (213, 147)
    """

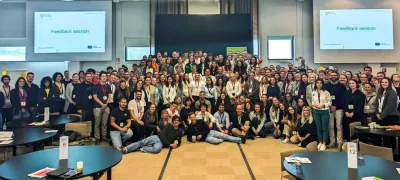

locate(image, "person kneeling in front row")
(110, 98), (134, 149)
(119, 115), (183, 154)
(186, 112), (246, 144)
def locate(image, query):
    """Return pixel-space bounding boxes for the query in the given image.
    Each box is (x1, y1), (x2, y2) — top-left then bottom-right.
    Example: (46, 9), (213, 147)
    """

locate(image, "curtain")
(156, 0), (188, 14)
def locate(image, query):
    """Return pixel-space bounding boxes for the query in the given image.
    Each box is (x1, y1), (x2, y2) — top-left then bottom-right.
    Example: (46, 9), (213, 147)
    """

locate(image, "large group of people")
(1, 50), (399, 154)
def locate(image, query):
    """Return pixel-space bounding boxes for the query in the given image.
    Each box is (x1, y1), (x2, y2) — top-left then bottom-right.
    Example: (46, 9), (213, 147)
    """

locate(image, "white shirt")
(128, 99), (145, 118)
(226, 80), (242, 98)
(190, 80), (205, 97)
(167, 108), (180, 117)
(378, 96), (384, 113)
(203, 86), (218, 100)
(195, 111), (215, 123)
(162, 85), (177, 104)
(311, 90), (332, 111)
(214, 111), (230, 129)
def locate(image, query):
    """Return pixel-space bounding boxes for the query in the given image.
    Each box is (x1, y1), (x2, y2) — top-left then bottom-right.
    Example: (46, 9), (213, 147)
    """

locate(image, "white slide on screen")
(268, 39), (293, 60)
(320, 9), (393, 50)
(34, 11), (106, 53)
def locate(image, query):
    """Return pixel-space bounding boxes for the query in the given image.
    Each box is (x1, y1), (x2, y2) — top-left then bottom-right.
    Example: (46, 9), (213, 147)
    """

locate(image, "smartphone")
(64, 170), (79, 177)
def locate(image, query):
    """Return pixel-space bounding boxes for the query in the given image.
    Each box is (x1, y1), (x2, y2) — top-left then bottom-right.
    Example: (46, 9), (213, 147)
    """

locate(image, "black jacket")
(75, 82), (94, 110)
(10, 89), (26, 115)
(24, 83), (39, 108)
(343, 89), (365, 123)
(231, 114), (251, 130)
(326, 82), (347, 109)
(37, 87), (57, 114)
(186, 120), (210, 142)
(158, 124), (183, 147)
(375, 89), (400, 119)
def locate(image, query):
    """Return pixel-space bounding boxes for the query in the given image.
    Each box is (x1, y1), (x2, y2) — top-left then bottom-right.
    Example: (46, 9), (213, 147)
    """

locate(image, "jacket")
(375, 89), (400, 119)
(364, 92), (377, 114)
(231, 114), (251, 130)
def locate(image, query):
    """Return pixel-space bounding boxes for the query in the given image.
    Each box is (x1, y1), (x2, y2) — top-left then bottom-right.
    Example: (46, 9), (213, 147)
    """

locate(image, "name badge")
(21, 102), (26, 106)
(120, 122), (124, 127)
(295, 91), (299, 96)
(43, 97), (47, 100)
(103, 96), (108, 101)
(60, 94), (65, 99)
(364, 106), (370, 110)
(293, 131), (297, 135)
(300, 95), (304, 99)
(348, 105), (354, 110)
(88, 95), (92, 99)
(331, 96), (336, 100)
(73, 95), (76, 98)
(5, 99), (10, 104)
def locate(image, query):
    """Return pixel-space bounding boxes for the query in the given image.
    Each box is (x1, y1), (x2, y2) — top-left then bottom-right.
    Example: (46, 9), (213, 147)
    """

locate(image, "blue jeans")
(0, 113), (3, 129)
(126, 135), (162, 154)
(110, 129), (134, 148)
(13, 110), (30, 120)
(205, 130), (241, 144)
(313, 109), (330, 143)
(264, 122), (280, 139)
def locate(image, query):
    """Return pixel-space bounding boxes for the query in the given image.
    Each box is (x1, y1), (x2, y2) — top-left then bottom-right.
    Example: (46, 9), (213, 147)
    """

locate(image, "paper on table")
(397, 168), (400, 174)
(28, 167), (55, 178)
(0, 138), (13, 141)
(45, 130), (58, 133)
(0, 140), (14, 145)
(362, 177), (383, 180)
(0, 131), (14, 138)
(285, 157), (312, 163)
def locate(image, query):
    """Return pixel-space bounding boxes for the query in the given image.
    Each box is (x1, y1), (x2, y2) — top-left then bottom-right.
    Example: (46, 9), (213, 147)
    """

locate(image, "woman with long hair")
(260, 94), (271, 122)
(10, 77), (30, 120)
(312, 79), (332, 151)
(144, 60), (154, 75)
(247, 56), (257, 73)
(114, 80), (131, 105)
(306, 73), (317, 106)
(267, 77), (280, 100)
(143, 103), (160, 136)
(291, 106), (318, 147)
(52, 72), (66, 114)
(78, 70), (85, 83)
(162, 75), (176, 107)
(209, 61), (218, 76)
(233, 60), (246, 75)
(259, 76), (269, 100)
(296, 98), (306, 115)
(204, 77), (217, 113)
(249, 103), (267, 138)
(375, 77), (400, 126)
(128, 76), (138, 92)
(245, 102), (253, 115)
(283, 93), (297, 111)
(264, 97), (283, 139)
(343, 79), (366, 141)
(182, 73), (191, 100)
(38, 76), (56, 114)
(364, 82), (377, 124)
(391, 74), (400, 111)
(180, 98), (194, 127)
(339, 74), (349, 90)
(216, 93), (233, 115)
(215, 78), (227, 99)
(65, 73), (80, 114)
(130, 80), (146, 104)
(174, 74), (183, 99)
(282, 72), (294, 97)
(298, 74), (309, 103)
(281, 106), (301, 143)
(175, 96), (184, 112)
(198, 56), (209, 76)
(224, 60), (232, 76)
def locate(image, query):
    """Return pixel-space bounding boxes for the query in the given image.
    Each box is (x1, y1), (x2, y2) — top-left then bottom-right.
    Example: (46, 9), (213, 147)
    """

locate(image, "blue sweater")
(326, 82), (347, 109)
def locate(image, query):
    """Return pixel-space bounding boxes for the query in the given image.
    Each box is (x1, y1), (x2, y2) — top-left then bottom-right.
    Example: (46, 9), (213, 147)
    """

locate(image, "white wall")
(258, 0), (367, 72)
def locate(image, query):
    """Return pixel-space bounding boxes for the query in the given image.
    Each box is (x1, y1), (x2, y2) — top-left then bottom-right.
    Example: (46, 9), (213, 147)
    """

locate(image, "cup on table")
(76, 161), (83, 173)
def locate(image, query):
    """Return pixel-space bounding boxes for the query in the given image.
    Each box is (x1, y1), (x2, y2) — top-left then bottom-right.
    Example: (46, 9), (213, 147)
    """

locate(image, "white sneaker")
(317, 143), (322, 150)
(320, 144), (326, 151)
(298, 142), (302, 147)
(282, 137), (289, 144)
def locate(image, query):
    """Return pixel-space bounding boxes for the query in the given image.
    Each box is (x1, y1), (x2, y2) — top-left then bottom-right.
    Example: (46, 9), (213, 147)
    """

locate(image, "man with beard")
(76, 72), (95, 123)
(1, 75), (13, 124)
(25, 72), (39, 119)
(325, 71), (347, 148)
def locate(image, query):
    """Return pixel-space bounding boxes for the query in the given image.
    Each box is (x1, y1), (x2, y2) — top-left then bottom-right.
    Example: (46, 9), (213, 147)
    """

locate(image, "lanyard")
(219, 112), (224, 122)
(56, 83), (63, 94)
(207, 87), (213, 96)
(168, 86), (171, 95)
(136, 101), (140, 113)
(238, 115), (241, 124)
(101, 85), (107, 95)
(2, 85), (10, 98)
(318, 91), (321, 104)
(146, 87), (151, 97)
(196, 81), (199, 89)
(366, 95), (374, 104)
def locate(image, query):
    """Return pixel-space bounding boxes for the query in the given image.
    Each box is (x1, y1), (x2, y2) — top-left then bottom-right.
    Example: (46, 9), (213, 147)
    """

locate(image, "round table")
(0, 146), (122, 180)
(355, 127), (400, 137)
(6, 115), (79, 129)
(0, 128), (58, 156)
(283, 152), (400, 180)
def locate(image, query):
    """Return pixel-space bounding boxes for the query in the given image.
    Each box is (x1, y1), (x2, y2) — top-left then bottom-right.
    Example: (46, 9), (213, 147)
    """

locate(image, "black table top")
(0, 146), (122, 180)
(0, 128), (57, 148)
(284, 152), (400, 180)
(6, 115), (78, 129)
(355, 127), (400, 137)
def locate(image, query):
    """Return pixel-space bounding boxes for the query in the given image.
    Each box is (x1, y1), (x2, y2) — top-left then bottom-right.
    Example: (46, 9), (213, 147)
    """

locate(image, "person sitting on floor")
(110, 98), (133, 149)
(186, 112), (246, 145)
(213, 103), (230, 134)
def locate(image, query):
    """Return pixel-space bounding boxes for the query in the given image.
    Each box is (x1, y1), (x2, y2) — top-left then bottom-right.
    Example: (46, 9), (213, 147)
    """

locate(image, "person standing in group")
(52, 72), (66, 114)
(363, 82), (377, 124)
(325, 71), (347, 148)
(11, 77), (30, 120)
(343, 79), (366, 141)
(311, 79), (332, 151)
(306, 73), (317, 106)
(0, 75), (13, 125)
(76, 72), (94, 123)
(93, 71), (113, 145)
(226, 73), (242, 105)
(65, 73), (80, 114)
(25, 72), (39, 119)
(375, 77), (400, 126)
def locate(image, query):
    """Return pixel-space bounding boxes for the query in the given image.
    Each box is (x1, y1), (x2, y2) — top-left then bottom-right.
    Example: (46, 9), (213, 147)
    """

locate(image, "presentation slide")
(0, 47), (25, 61)
(268, 39), (293, 60)
(320, 9), (393, 50)
(34, 11), (106, 53)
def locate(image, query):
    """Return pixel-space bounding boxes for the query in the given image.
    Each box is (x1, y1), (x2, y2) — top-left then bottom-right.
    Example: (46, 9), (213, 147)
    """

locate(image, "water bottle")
(2, 124), (6, 130)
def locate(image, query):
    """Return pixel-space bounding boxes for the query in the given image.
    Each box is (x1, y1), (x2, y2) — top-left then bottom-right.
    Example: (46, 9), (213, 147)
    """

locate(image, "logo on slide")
(40, 14), (51, 19)
(324, 12), (336, 16)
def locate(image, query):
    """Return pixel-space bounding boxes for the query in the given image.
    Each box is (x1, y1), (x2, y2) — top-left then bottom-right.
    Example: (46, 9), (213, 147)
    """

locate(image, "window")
(0, 46), (25, 61)
(125, 47), (150, 61)
(267, 36), (294, 60)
